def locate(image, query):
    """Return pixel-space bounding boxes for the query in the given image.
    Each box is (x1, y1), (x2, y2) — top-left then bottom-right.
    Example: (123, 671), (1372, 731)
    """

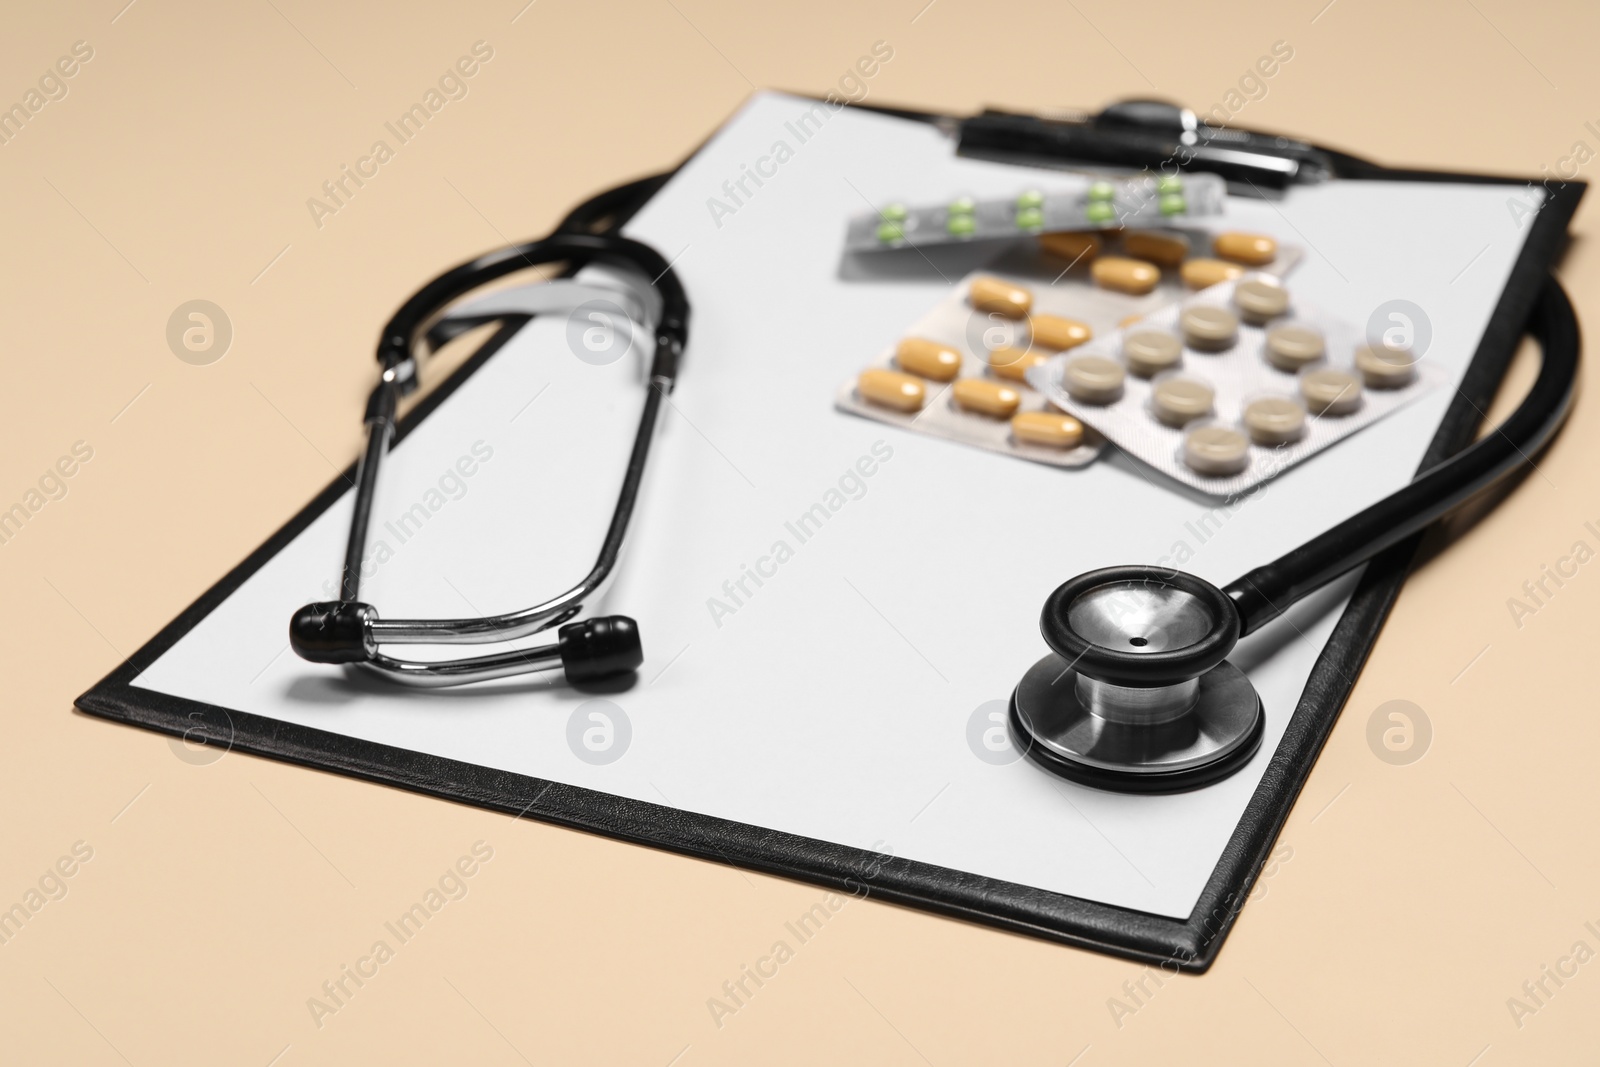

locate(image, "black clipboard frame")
(76, 100), (1584, 972)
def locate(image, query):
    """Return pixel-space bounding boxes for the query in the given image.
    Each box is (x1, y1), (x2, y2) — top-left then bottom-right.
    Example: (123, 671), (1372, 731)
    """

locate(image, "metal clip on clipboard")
(953, 98), (1336, 191)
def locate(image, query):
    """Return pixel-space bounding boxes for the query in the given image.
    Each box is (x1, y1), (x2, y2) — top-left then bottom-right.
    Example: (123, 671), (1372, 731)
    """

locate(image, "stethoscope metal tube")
(341, 374), (399, 604)
(1013, 276), (1580, 792)
(289, 218), (689, 688)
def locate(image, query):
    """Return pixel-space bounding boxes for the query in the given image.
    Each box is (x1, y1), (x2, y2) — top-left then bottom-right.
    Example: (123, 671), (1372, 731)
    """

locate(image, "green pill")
(1156, 174), (1183, 195)
(876, 221), (905, 243)
(1016, 189), (1045, 209)
(1158, 194), (1187, 217)
(1015, 206), (1044, 230)
(1087, 180), (1115, 201)
(880, 202), (909, 222)
(948, 196), (976, 215)
(947, 213), (976, 236)
(1085, 201), (1116, 224)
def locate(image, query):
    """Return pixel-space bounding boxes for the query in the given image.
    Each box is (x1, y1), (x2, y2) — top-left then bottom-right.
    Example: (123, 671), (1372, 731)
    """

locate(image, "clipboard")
(76, 93), (1583, 971)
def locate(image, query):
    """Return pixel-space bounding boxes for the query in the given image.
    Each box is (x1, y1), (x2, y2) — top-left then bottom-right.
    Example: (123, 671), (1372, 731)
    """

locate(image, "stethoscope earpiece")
(1009, 566), (1264, 794)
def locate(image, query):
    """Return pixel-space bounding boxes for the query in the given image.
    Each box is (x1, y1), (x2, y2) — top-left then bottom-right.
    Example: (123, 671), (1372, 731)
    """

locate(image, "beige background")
(2, 0), (1597, 1062)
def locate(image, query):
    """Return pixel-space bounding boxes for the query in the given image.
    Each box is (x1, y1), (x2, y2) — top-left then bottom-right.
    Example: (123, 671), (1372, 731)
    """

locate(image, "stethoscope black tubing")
(554, 173), (671, 236)
(374, 229), (689, 388)
(1225, 276), (1579, 635)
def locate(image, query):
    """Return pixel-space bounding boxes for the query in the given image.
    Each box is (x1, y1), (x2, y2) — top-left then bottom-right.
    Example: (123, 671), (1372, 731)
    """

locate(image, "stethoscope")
(288, 176), (687, 688)
(285, 175), (1578, 801)
(1010, 277), (1579, 792)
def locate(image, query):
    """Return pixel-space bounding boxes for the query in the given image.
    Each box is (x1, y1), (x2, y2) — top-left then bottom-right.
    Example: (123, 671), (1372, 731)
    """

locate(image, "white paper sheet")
(132, 93), (1538, 920)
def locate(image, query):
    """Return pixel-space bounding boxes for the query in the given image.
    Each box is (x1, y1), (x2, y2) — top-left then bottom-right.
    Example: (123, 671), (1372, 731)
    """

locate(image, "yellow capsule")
(969, 276), (1033, 318)
(1028, 314), (1092, 351)
(857, 368), (926, 412)
(1011, 410), (1084, 449)
(1123, 230), (1190, 268)
(1038, 231), (1102, 263)
(1180, 257), (1243, 290)
(952, 377), (1022, 418)
(988, 346), (1047, 382)
(1091, 256), (1161, 295)
(895, 337), (962, 382)
(1119, 313), (1147, 329)
(1213, 231), (1278, 266)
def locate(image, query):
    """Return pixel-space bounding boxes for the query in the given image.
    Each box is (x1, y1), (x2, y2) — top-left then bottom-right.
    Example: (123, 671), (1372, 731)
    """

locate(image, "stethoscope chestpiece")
(1009, 565), (1265, 794)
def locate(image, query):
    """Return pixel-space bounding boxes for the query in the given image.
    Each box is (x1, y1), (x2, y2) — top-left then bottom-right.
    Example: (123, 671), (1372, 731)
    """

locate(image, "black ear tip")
(290, 601), (375, 664)
(558, 615), (643, 683)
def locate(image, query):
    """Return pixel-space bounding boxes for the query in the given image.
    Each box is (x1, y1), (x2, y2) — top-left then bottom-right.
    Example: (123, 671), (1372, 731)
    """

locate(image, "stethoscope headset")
(288, 172), (1579, 795)
(289, 175), (681, 689)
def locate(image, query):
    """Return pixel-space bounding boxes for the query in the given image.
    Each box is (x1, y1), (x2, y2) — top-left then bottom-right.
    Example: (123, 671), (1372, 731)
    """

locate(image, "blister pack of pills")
(844, 172), (1229, 253)
(835, 362), (1103, 470)
(834, 271), (1105, 468)
(836, 230), (1301, 469)
(1027, 275), (1445, 497)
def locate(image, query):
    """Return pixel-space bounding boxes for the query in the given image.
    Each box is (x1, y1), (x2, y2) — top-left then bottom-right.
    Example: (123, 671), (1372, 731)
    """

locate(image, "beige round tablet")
(1063, 354), (1126, 404)
(1264, 322), (1326, 371)
(1354, 344), (1418, 388)
(1180, 305), (1239, 351)
(1232, 276), (1291, 324)
(1183, 423), (1251, 476)
(1242, 396), (1308, 446)
(1011, 411), (1084, 449)
(1150, 376), (1215, 428)
(1122, 328), (1183, 378)
(1300, 367), (1363, 415)
(1181, 257), (1244, 290)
